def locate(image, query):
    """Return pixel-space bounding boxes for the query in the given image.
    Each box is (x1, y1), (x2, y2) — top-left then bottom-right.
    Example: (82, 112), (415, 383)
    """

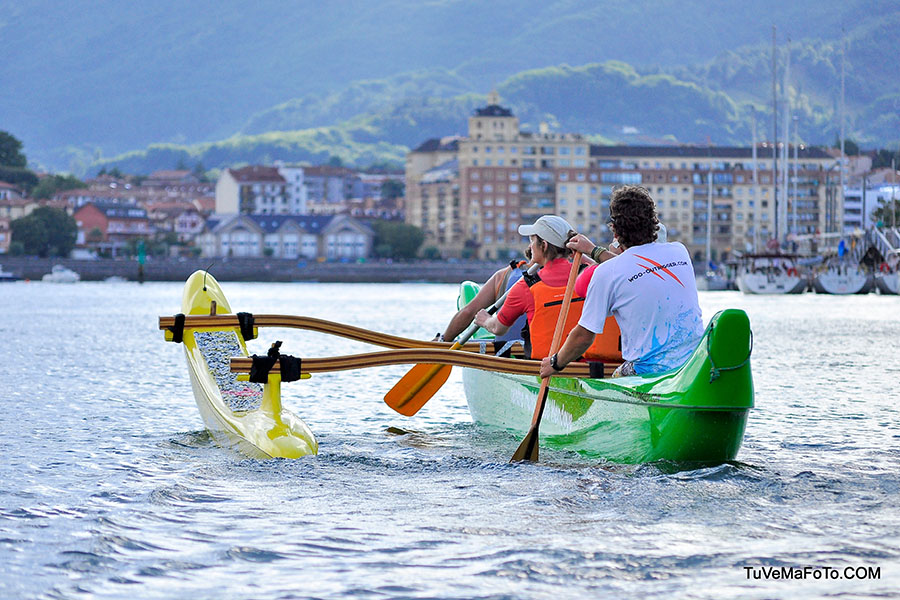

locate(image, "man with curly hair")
(540, 185), (703, 378)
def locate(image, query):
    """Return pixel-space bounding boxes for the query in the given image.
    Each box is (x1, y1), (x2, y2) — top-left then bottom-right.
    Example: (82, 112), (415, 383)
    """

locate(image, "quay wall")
(0, 257), (503, 284)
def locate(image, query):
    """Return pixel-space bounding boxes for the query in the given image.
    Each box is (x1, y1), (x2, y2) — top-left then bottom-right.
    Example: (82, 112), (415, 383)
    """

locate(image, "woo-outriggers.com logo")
(744, 565), (881, 581)
(629, 255), (688, 287)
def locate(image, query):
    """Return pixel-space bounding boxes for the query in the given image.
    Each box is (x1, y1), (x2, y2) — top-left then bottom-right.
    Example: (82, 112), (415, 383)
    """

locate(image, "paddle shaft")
(390, 263), (539, 409)
(511, 252), (582, 462)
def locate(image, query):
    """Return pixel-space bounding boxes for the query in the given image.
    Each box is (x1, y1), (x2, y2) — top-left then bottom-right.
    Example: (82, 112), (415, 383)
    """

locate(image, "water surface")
(1, 281), (898, 598)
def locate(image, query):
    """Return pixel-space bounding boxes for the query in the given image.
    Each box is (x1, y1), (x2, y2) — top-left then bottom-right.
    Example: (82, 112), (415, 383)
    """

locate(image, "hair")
(608, 185), (659, 248)
(534, 230), (578, 261)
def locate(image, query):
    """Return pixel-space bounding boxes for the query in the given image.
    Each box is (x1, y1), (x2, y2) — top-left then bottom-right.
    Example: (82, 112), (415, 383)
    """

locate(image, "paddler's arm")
(439, 268), (506, 341)
(539, 325), (595, 378)
(474, 308), (510, 336)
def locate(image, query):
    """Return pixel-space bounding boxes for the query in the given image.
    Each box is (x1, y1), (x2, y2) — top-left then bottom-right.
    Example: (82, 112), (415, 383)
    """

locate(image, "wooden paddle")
(384, 263), (539, 417)
(510, 251), (582, 463)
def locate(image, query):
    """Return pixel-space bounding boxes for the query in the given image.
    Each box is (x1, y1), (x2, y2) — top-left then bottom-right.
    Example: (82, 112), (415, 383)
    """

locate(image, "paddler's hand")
(474, 308), (491, 328)
(540, 355), (557, 378)
(566, 234), (594, 255)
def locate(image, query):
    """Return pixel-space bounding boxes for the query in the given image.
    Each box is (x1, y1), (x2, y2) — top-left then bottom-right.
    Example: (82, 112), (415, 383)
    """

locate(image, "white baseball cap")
(517, 215), (573, 249)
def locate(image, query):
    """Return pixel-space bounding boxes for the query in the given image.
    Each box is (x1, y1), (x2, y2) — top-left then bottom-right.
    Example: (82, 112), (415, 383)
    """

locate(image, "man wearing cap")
(474, 215), (578, 359)
(540, 185), (702, 378)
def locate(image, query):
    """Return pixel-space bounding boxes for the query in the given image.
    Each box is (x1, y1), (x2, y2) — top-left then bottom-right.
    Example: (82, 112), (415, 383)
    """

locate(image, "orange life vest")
(523, 271), (622, 362)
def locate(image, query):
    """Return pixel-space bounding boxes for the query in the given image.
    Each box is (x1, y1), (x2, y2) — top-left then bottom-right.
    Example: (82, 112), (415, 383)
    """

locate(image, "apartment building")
(73, 202), (153, 255)
(590, 145), (836, 261)
(406, 94), (840, 262)
(303, 166), (359, 215)
(215, 165), (307, 215)
(406, 137), (463, 253)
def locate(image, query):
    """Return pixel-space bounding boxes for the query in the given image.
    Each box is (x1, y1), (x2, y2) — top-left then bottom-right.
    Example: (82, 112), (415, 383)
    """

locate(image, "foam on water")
(0, 281), (898, 598)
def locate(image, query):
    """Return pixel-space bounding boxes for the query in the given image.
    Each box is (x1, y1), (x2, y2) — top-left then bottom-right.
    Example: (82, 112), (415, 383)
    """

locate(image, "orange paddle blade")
(384, 363), (452, 416)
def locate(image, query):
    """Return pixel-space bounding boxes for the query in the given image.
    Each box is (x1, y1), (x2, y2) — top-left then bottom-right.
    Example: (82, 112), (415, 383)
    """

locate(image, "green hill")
(4, 0), (898, 172)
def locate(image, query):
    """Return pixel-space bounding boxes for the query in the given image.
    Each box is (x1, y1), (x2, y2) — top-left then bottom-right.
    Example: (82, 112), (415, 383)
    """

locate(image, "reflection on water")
(0, 281), (898, 598)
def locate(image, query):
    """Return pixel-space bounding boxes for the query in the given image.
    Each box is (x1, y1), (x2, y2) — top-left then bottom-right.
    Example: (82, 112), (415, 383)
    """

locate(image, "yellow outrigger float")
(162, 270), (317, 458)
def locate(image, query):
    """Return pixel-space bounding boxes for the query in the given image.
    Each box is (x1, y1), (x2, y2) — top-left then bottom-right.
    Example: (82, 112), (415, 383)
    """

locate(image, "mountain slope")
(2, 0), (893, 170)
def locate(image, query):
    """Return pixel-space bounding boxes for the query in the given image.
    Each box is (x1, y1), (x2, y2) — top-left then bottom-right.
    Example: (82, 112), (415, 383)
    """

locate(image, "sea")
(1, 280), (898, 599)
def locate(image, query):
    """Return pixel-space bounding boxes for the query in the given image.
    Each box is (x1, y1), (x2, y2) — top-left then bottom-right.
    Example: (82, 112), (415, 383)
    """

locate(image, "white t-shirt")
(579, 241), (703, 374)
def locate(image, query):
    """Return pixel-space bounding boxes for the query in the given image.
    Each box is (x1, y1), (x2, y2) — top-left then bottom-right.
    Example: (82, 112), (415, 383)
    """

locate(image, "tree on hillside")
(371, 221), (424, 259)
(834, 138), (860, 156)
(380, 179), (404, 200)
(10, 206), (78, 257)
(0, 131), (27, 167)
(0, 166), (39, 191)
(31, 174), (86, 200)
(871, 149), (900, 170)
(872, 199), (900, 228)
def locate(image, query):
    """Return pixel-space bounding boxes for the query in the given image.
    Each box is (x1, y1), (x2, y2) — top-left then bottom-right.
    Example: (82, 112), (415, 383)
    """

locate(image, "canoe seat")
(194, 330), (263, 412)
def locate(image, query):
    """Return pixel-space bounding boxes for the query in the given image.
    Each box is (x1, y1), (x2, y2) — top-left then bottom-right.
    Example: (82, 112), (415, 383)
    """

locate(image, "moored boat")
(0, 264), (20, 282)
(41, 264), (80, 283)
(162, 270), (317, 459)
(811, 262), (873, 295)
(736, 254), (806, 294)
(874, 271), (899, 295)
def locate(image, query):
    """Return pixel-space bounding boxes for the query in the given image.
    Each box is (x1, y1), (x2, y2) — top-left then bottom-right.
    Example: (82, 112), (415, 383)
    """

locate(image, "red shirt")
(575, 264), (597, 298)
(497, 258), (573, 327)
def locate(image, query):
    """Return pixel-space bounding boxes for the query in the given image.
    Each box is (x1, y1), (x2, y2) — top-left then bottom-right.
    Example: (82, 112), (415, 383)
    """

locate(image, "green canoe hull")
(461, 308), (753, 464)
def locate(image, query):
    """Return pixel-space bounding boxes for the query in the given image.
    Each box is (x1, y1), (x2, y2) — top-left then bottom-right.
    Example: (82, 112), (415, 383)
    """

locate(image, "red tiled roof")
(229, 166), (285, 183)
(303, 165), (356, 177)
(148, 169), (192, 179)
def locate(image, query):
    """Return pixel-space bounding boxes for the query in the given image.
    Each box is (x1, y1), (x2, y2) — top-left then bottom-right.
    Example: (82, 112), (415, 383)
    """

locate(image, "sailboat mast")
(783, 37), (791, 240)
(772, 26), (779, 243)
(839, 31), (846, 236)
(793, 117), (799, 235)
(752, 110), (760, 251)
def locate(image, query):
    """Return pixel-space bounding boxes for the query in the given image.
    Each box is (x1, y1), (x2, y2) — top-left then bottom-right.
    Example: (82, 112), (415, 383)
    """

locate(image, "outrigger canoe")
(455, 281), (754, 463)
(160, 271), (753, 464)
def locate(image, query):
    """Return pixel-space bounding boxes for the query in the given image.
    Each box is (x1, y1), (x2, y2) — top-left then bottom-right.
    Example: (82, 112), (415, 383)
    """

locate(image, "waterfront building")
(0, 181), (24, 201)
(215, 165), (307, 215)
(199, 214), (373, 260)
(0, 217), (10, 253)
(0, 196), (37, 221)
(302, 165), (360, 215)
(73, 202), (153, 256)
(843, 179), (900, 232)
(406, 93), (840, 262)
(590, 145), (836, 261)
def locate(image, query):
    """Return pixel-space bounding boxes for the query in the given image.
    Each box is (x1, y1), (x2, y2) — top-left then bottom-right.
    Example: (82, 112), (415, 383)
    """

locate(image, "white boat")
(811, 263), (873, 295)
(0, 264), (20, 282)
(696, 271), (730, 291)
(41, 265), (81, 283)
(736, 255), (806, 295)
(875, 272), (899, 294)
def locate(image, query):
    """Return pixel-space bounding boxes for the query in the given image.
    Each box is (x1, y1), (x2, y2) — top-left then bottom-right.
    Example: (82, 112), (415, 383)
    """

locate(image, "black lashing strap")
(168, 313), (185, 343)
(279, 355), (303, 382)
(236, 312), (256, 340)
(248, 340), (303, 383)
